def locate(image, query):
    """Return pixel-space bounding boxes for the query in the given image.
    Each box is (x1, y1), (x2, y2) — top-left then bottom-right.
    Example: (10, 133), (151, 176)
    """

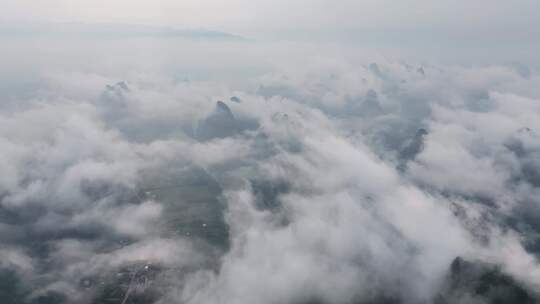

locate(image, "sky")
(2, 0), (540, 39)
(2, 0), (540, 67)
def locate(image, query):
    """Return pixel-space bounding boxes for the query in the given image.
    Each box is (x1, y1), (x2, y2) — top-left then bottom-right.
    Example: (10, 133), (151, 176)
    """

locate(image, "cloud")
(1, 37), (540, 304)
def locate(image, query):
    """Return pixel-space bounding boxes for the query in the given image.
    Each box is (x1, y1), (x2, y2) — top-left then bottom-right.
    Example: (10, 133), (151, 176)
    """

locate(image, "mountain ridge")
(0, 22), (249, 41)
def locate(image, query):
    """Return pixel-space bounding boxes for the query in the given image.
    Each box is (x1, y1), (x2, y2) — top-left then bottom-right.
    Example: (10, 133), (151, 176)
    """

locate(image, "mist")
(1, 2), (540, 304)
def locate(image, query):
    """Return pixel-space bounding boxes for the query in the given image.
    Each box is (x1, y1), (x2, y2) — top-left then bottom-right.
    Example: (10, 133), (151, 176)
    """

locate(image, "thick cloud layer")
(1, 46), (540, 304)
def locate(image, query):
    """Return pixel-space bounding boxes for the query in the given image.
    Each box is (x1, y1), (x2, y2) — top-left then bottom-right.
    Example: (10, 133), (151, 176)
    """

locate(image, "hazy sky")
(2, 0), (539, 38)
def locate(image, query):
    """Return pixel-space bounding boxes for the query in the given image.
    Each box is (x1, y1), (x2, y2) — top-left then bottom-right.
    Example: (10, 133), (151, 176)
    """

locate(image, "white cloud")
(1, 37), (540, 303)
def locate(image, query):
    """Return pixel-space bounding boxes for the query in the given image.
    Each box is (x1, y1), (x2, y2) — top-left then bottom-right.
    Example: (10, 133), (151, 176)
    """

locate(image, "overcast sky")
(1, 0), (539, 39)
(1, 0), (539, 67)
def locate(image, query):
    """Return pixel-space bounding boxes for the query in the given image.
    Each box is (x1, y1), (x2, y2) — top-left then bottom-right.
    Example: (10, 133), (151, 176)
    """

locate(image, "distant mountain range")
(0, 23), (249, 41)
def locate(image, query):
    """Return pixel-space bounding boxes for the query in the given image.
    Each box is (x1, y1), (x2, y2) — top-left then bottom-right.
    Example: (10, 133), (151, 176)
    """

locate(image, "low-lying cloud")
(1, 42), (540, 304)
